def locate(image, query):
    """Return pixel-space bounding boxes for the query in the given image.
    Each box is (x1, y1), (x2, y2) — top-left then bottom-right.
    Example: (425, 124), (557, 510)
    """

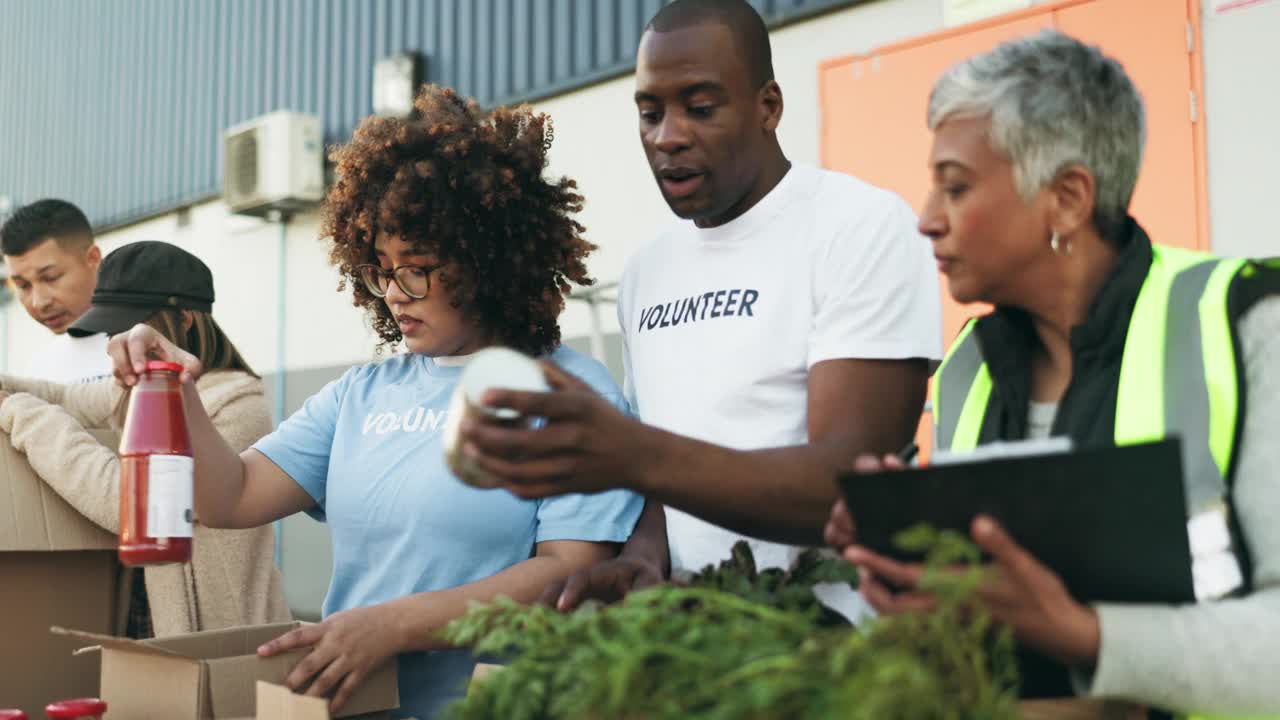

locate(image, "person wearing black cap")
(0, 240), (291, 638)
(68, 239), (218, 338)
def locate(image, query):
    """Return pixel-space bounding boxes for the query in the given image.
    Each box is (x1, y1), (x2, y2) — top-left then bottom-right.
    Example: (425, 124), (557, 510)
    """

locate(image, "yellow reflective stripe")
(1115, 253), (1175, 445)
(931, 372), (941, 435)
(1116, 244), (1214, 446)
(951, 364), (991, 452)
(933, 319), (978, 434)
(1200, 259), (1246, 478)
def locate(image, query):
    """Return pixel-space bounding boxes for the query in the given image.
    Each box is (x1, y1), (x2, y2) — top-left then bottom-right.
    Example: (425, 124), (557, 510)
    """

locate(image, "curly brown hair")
(323, 85), (595, 356)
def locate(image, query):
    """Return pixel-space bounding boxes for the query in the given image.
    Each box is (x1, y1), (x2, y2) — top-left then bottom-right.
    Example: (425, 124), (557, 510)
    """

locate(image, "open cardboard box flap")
(55, 622), (398, 719)
(53, 625), (192, 661)
(56, 621), (304, 659)
(248, 682), (412, 720)
(251, 682), (329, 720)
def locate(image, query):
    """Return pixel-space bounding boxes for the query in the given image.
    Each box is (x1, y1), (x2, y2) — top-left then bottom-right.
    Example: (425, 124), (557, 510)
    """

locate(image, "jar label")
(147, 454), (194, 538)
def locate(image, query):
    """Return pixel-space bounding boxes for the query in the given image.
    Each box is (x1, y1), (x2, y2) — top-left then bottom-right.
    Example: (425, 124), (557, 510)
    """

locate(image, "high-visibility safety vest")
(933, 245), (1275, 720)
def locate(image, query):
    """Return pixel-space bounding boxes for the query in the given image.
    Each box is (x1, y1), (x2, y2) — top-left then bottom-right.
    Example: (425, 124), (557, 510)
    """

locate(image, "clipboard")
(837, 438), (1195, 604)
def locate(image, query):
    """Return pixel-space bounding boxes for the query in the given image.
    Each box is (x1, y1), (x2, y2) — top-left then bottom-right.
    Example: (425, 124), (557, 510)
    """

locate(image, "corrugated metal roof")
(0, 0), (858, 230)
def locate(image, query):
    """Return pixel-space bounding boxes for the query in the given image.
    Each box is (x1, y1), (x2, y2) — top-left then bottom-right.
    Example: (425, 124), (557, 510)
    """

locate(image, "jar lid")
(45, 699), (107, 718)
(0, 710), (28, 720)
(144, 360), (185, 374)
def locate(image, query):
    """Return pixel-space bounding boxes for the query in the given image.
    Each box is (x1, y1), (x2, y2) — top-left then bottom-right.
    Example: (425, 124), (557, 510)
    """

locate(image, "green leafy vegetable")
(444, 527), (1018, 720)
(682, 542), (860, 624)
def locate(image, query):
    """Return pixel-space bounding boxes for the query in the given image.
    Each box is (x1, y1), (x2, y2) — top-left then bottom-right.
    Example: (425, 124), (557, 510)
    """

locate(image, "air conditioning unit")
(223, 111), (325, 217)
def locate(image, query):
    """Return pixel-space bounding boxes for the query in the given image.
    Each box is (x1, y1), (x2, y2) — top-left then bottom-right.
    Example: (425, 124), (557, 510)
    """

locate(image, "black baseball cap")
(68, 241), (215, 337)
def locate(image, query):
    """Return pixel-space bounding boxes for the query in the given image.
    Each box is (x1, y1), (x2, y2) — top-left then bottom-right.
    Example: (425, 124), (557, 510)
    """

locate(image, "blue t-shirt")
(253, 346), (643, 719)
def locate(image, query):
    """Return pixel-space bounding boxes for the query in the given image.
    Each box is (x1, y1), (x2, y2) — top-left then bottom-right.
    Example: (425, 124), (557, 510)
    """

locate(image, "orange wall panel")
(1054, 0), (1203, 251)
(820, 15), (1054, 350)
(821, 15), (1053, 214)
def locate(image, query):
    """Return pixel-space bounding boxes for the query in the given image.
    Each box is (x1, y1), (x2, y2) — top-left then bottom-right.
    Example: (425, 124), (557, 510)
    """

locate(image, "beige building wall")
(5, 0), (954, 378)
(11, 0), (1278, 378)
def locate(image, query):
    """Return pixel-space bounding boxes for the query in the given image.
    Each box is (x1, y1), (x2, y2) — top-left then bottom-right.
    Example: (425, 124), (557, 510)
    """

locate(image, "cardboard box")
(469, 663), (503, 686)
(55, 622), (399, 719)
(251, 682), (328, 720)
(0, 429), (123, 716)
(252, 683), (408, 720)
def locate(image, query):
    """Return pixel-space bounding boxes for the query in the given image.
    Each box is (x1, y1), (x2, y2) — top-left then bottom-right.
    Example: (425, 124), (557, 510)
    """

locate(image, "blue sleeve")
(535, 487), (644, 544)
(252, 369), (353, 520)
(535, 354), (644, 543)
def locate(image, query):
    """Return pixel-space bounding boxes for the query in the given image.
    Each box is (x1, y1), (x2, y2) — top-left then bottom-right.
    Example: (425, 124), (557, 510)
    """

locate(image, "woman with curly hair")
(105, 86), (643, 719)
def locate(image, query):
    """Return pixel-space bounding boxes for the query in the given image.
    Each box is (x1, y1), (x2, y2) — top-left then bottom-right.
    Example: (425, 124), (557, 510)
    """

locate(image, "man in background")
(2, 198), (111, 383)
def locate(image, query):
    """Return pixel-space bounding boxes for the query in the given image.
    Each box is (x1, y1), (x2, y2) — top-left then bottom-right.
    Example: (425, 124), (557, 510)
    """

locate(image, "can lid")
(144, 360), (185, 374)
(45, 699), (107, 718)
(0, 710), (29, 720)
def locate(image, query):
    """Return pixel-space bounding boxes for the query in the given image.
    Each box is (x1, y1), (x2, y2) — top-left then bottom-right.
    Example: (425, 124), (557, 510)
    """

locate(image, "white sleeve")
(616, 274), (639, 416)
(1081, 297), (1280, 714)
(807, 192), (943, 368)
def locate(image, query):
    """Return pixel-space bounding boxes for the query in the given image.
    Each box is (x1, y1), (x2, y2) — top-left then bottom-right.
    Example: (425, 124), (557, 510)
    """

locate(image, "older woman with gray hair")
(826, 29), (1280, 715)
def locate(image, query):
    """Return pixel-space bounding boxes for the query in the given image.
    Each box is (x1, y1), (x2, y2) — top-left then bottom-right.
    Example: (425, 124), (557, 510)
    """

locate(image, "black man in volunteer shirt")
(459, 0), (942, 606)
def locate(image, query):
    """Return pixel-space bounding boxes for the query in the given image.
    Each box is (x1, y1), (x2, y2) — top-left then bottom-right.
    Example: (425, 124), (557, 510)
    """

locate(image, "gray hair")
(927, 30), (1145, 241)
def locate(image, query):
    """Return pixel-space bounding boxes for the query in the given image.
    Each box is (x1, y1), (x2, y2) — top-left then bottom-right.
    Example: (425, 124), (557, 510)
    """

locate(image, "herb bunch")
(444, 526), (1019, 720)
(683, 541), (861, 624)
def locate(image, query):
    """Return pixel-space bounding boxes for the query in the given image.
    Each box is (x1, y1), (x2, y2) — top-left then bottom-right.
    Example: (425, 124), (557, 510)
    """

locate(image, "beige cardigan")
(0, 370), (292, 636)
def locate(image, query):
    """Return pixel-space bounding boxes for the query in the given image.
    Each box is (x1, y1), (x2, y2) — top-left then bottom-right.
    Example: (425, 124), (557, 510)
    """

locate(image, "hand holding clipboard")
(827, 439), (1195, 667)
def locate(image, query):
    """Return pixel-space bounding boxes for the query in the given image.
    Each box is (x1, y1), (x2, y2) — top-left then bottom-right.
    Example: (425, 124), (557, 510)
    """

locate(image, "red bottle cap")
(0, 710), (28, 720)
(44, 699), (107, 718)
(144, 360), (185, 374)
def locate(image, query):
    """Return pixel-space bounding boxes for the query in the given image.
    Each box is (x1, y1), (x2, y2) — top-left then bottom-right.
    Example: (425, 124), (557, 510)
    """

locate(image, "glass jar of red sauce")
(44, 699), (107, 719)
(0, 709), (28, 720)
(118, 360), (194, 566)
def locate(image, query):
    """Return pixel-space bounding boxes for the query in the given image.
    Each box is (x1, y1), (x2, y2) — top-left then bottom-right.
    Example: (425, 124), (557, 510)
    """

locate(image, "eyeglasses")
(355, 263), (438, 300)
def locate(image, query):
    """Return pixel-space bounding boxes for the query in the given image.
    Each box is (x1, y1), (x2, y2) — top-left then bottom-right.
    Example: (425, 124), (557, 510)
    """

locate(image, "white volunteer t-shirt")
(23, 332), (114, 384)
(618, 164), (943, 573)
